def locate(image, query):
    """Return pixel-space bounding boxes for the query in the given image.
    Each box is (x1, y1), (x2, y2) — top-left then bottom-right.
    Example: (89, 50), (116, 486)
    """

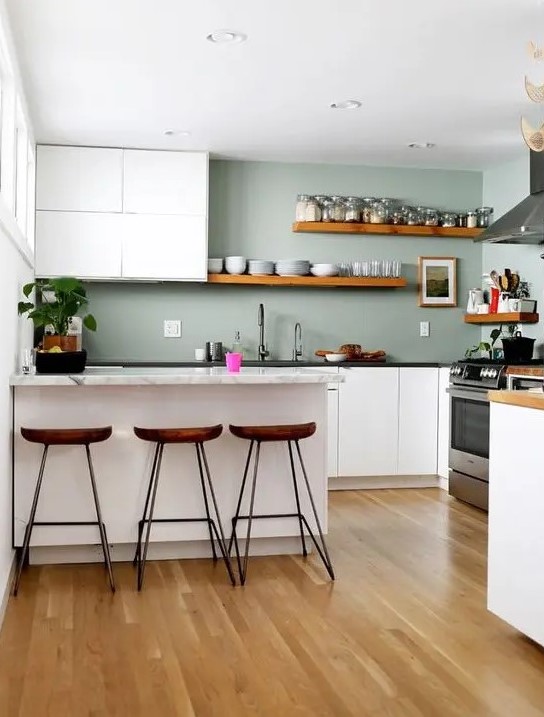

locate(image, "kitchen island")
(11, 367), (342, 564)
(487, 390), (544, 647)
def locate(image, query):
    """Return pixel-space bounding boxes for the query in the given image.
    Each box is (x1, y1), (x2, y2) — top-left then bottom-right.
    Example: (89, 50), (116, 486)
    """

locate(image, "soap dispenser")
(232, 330), (243, 356)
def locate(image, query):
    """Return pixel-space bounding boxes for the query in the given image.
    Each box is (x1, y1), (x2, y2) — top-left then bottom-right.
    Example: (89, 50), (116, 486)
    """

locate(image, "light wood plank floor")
(0, 488), (543, 717)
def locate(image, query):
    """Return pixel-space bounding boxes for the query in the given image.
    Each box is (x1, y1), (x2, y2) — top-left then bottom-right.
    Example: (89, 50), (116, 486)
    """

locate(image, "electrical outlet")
(163, 320), (181, 338)
(420, 321), (430, 338)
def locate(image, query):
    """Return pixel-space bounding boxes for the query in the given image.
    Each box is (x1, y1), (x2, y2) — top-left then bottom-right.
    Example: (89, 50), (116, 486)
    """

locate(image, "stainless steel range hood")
(478, 150), (544, 244)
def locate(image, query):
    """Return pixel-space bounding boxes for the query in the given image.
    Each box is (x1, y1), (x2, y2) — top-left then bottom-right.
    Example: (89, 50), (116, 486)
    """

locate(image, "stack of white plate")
(310, 263), (338, 277)
(248, 260), (274, 275)
(275, 259), (310, 277)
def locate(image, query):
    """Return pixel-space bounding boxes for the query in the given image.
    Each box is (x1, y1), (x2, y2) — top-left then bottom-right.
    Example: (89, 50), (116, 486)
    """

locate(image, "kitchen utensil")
(500, 274), (509, 291)
(510, 272), (520, 295)
(466, 289), (484, 314)
(206, 342), (224, 362)
(490, 270), (501, 289)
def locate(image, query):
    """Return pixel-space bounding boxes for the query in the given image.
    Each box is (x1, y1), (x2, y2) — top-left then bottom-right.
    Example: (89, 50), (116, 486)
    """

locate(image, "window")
(14, 100), (28, 233)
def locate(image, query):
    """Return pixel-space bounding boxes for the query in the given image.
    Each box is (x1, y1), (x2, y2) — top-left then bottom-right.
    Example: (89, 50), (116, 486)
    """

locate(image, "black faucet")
(293, 322), (303, 361)
(258, 303), (269, 361)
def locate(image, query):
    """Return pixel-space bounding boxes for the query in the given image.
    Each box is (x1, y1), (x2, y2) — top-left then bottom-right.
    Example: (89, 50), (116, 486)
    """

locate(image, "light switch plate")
(164, 320), (181, 338)
(420, 321), (430, 337)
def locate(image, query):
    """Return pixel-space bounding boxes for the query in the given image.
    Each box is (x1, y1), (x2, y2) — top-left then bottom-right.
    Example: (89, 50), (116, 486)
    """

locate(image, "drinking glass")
(20, 348), (35, 375)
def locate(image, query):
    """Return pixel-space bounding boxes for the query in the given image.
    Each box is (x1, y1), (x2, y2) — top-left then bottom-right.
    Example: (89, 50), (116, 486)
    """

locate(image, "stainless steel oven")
(448, 385), (490, 511)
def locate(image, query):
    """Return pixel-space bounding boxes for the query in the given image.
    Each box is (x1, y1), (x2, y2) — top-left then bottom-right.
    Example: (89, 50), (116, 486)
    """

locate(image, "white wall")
(483, 152), (544, 351)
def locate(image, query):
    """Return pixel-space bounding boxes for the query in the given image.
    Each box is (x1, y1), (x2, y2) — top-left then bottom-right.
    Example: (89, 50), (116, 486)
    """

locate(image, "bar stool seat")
(13, 426), (115, 596)
(133, 424), (235, 589)
(134, 425), (222, 444)
(229, 422), (316, 443)
(228, 421), (334, 585)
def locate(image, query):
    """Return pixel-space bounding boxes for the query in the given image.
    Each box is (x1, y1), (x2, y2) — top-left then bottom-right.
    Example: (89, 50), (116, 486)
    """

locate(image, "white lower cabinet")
(398, 367), (439, 474)
(327, 386), (339, 478)
(338, 367), (399, 476)
(35, 211), (123, 279)
(337, 366), (439, 478)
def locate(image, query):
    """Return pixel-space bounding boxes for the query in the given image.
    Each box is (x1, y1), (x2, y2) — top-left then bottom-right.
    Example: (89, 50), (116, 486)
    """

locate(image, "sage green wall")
(83, 160), (484, 362)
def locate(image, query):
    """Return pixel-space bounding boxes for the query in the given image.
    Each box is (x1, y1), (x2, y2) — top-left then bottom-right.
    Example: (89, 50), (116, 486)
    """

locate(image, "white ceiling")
(5, 0), (544, 170)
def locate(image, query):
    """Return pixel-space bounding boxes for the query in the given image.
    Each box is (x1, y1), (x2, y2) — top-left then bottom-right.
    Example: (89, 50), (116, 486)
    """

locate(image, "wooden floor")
(1, 488), (544, 717)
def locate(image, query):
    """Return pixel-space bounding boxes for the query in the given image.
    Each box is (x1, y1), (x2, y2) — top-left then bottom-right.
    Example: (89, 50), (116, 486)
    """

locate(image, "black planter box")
(35, 349), (87, 374)
(501, 337), (535, 363)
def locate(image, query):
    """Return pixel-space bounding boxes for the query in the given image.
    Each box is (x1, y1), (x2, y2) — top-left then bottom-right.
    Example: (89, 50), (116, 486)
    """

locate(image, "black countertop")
(87, 359), (453, 369)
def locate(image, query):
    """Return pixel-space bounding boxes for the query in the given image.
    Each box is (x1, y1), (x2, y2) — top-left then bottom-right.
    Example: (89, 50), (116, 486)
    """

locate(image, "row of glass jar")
(295, 195), (493, 228)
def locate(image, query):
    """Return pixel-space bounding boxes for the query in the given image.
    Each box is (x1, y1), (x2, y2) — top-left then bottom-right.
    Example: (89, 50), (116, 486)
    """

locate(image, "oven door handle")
(446, 387), (490, 402)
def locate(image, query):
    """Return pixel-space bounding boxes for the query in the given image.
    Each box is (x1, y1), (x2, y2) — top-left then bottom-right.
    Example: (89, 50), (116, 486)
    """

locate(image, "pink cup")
(225, 352), (243, 372)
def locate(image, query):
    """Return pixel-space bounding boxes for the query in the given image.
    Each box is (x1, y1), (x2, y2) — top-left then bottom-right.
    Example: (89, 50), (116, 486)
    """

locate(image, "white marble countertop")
(10, 366), (344, 387)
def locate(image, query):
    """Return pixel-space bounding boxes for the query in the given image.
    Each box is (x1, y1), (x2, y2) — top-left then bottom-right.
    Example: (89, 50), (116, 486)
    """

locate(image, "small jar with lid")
(475, 207), (493, 228)
(305, 196), (322, 222)
(466, 211), (477, 229)
(415, 206), (428, 225)
(391, 208), (407, 225)
(440, 212), (458, 228)
(361, 198), (375, 223)
(424, 208), (439, 226)
(344, 197), (361, 222)
(295, 194), (310, 222)
(370, 201), (387, 224)
(329, 196), (346, 222)
(321, 199), (334, 222)
(379, 198), (397, 223)
(457, 213), (468, 228)
(406, 207), (420, 225)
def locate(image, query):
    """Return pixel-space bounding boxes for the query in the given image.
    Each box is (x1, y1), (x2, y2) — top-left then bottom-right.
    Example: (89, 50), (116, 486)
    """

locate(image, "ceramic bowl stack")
(225, 256), (247, 275)
(310, 263), (338, 277)
(275, 259), (310, 277)
(207, 258), (223, 274)
(248, 260), (274, 276)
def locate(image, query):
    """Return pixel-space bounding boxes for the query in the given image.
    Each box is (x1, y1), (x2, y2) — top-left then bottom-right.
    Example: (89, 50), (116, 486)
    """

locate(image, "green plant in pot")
(18, 277), (96, 372)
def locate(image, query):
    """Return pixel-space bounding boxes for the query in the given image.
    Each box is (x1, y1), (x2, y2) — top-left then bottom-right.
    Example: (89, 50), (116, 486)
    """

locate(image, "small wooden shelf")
(292, 221), (483, 239)
(207, 273), (407, 288)
(464, 312), (540, 324)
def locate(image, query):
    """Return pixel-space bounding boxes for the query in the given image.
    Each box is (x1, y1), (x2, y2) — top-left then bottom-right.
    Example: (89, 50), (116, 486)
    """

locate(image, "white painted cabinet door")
(122, 214), (207, 280)
(36, 146), (123, 212)
(397, 368), (439, 475)
(338, 367), (399, 476)
(437, 367), (451, 480)
(488, 403), (544, 647)
(123, 150), (208, 215)
(35, 211), (123, 279)
(327, 387), (339, 478)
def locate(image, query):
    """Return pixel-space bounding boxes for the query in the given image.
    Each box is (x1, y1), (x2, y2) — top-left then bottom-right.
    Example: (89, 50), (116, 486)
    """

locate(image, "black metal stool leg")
(228, 440), (254, 557)
(13, 445), (49, 596)
(195, 443), (218, 562)
(133, 442), (160, 567)
(288, 440), (308, 557)
(85, 445), (116, 593)
(294, 440), (335, 580)
(238, 441), (261, 586)
(198, 443), (236, 586)
(138, 442), (164, 591)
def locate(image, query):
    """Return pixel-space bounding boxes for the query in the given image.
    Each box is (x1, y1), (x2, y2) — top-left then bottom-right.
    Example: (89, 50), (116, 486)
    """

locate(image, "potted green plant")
(18, 277), (96, 372)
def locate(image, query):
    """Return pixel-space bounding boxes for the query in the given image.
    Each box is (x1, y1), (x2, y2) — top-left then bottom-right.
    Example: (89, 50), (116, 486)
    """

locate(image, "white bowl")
(324, 353), (347, 363)
(310, 266), (338, 277)
(207, 258), (223, 273)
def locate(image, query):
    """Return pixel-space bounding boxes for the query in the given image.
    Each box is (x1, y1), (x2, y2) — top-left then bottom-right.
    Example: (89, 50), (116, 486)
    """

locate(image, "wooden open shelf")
(207, 273), (406, 288)
(292, 222), (483, 239)
(464, 312), (539, 324)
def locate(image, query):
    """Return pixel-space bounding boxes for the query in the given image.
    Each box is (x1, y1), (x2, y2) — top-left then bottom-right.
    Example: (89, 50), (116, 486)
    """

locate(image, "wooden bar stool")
(132, 424), (236, 589)
(13, 426), (115, 596)
(228, 422), (335, 585)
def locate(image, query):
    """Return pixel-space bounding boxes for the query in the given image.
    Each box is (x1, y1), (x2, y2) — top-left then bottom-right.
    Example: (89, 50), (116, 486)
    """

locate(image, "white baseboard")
(0, 552), (15, 630)
(438, 475), (449, 491)
(329, 474), (440, 491)
(29, 536), (305, 565)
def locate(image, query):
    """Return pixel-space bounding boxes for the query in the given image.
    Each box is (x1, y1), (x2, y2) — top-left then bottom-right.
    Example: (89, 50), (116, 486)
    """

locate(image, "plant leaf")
(18, 301), (34, 314)
(22, 282), (35, 298)
(83, 314), (97, 331)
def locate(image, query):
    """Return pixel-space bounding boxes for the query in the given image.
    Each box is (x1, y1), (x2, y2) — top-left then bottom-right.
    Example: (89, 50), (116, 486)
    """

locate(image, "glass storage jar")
(476, 207), (493, 228)
(329, 196), (346, 222)
(344, 197), (361, 222)
(379, 198), (397, 223)
(305, 196), (322, 222)
(440, 212), (458, 227)
(391, 208), (407, 225)
(295, 194), (310, 222)
(424, 208), (439, 226)
(321, 199), (334, 222)
(457, 213), (468, 228)
(370, 201), (387, 224)
(361, 198), (375, 223)
(466, 211), (477, 228)
(406, 207), (420, 225)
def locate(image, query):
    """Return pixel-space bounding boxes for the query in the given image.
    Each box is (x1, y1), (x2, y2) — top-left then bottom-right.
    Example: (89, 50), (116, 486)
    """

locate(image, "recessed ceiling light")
(163, 129), (191, 137)
(329, 100), (362, 110)
(206, 30), (247, 44)
(408, 142), (436, 149)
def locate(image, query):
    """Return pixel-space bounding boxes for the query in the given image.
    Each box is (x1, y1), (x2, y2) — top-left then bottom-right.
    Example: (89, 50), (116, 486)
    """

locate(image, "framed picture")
(418, 256), (457, 307)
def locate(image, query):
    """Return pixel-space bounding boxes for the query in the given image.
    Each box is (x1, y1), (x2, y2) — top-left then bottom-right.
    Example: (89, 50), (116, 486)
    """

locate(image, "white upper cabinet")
(397, 368), (439, 475)
(338, 367), (400, 476)
(123, 150), (208, 215)
(36, 146), (123, 212)
(122, 214), (207, 280)
(35, 211), (123, 279)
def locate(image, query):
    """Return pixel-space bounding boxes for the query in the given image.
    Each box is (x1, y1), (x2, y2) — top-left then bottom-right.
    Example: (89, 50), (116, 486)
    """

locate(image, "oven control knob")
(481, 368), (488, 378)
(490, 369), (497, 378)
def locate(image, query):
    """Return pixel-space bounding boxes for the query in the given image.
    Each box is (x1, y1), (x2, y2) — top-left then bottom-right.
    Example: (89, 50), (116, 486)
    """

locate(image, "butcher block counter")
(10, 367), (342, 564)
(488, 389), (544, 411)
